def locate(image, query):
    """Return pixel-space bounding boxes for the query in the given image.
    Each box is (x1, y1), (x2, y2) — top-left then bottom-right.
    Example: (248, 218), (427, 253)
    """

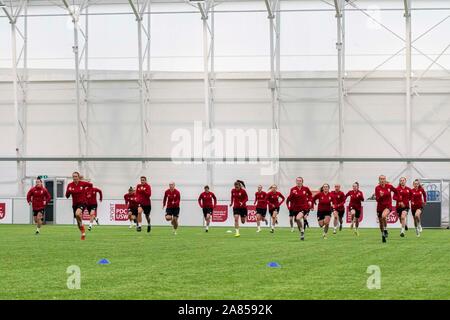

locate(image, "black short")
(33, 210), (44, 217)
(289, 210), (299, 217)
(72, 204), (86, 217)
(349, 208), (361, 219)
(412, 207), (423, 216)
(233, 207), (248, 217)
(377, 207), (391, 218)
(396, 207), (409, 215)
(269, 207), (280, 216)
(139, 205), (151, 216)
(290, 210), (308, 217)
(335, 209), (345, 218)
(256, 208), (267, 216)
(129, 207), (138, 216)
(87, 205), (97, 212)
(202, 207), (213, 218)
(166, 207), (180, 217)
(317, 211), (332, 221)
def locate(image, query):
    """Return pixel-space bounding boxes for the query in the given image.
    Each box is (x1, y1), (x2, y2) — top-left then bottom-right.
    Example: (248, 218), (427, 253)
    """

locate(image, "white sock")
(235, 228), (239, 234)
(401, 227), (405, 233)
(89, 222), (92, 227)
(206, 226), (209, 230)
(300, 228), (304, 233)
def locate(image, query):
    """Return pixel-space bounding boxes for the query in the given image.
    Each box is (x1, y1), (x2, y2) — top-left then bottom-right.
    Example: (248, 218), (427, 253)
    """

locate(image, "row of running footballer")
(26, 173), (427, 243)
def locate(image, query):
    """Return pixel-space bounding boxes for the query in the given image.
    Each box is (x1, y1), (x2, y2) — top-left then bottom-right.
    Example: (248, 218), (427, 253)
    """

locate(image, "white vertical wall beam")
(200, 0), (215, 187)
(405, 0), (412, 178)
(267, 0), (281, 186)
(4, 0), (28, 195)
(129, 0), (151, 170)
(84, 5), (90, 176)
(62, 0), (89, 173)
(335, 0), (345, 180)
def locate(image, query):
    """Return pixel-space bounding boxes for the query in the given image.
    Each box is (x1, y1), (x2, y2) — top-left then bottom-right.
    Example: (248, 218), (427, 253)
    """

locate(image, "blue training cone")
(97, 258), (111, 265)
(267, 262), (281, 268)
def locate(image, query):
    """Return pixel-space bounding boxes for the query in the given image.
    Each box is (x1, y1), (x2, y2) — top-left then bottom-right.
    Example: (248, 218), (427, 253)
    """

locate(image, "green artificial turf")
(0, 224), (448, 300)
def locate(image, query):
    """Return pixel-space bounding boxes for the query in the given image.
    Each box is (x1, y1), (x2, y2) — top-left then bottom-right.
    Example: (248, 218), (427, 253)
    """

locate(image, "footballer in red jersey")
(254, 185), (268, 233)
(312, 184), (334, 239)
(345, 182), (364, 235)
(163, 182), (181, 235)
(27, 177), (51, 235)
(286, 177), (312, 241)
(331, 184), (346, 233)
(65, 172), (92, 240)
(411, 179), (427, 237)
(374, 175), (398, 243)
(198, 185), (217, 232)
(394, 177), (412, 237)
(85, 185), (102, 231)
(230, 180), (248, 237)
(136, 176), (152, 233)
(266, 185), (285, 233)
(124, 187), (138, 229)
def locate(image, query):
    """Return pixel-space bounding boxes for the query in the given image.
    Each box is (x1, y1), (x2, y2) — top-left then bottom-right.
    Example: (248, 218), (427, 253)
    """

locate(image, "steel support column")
(62, 0), (89, 173)
(265, 0), (281, 186)
(334, 0), (345, 180)
(129, 0), (151, 170)
(3, 0), (28, 195)
(198, 0), (215, 188)
(404, 0), (413, 179)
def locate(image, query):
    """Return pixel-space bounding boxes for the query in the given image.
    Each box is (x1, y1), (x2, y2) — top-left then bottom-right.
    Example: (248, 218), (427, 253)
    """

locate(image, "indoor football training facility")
(0, 0), (449, 301)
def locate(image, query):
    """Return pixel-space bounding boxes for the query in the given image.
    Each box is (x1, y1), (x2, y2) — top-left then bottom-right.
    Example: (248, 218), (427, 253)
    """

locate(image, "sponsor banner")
(212, 205), (228, 223)
(246, 205), (257, 223)
(0, 199), (13, 224)
(345, 206), (363, 223)
(82, 208), (91, 221)
(110, 203), (129, 222)
(387, 208), (399, 224)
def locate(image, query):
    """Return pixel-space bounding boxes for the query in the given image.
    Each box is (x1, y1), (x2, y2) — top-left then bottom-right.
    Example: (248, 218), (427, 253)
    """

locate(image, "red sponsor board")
(212, 205), (228, 223)
(246, 205), (257, 223)
(346, 206), (363, 223)
(387, 209), (399, 224)
(0, 203), (5, 220)
(82, 208), (90, 221)
(110, 204), (129, 221)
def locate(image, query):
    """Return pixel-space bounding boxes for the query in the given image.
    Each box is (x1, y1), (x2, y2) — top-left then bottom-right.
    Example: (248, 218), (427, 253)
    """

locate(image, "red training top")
(254, 191), (268, 209)
(345, 190), (364, 211)
(313, 192), (333, 212)
(230, 188), (248, 209)
(27, 186), (51, 211)
(65, 181), (93, 206)
(136, 183), (152, 207)
(374, 184), (398, 212)
(163, 189), (181, 208)
(86, 187), (103, 206)
(394, 186), (411, 209)
(330, 190), (346, 211)
(124, 193), (138, 210)
(286, 186), (312, 212)
(410, 187), (427, 211)
(198, 191), (217, 209)
(267, 191), (285, 209)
